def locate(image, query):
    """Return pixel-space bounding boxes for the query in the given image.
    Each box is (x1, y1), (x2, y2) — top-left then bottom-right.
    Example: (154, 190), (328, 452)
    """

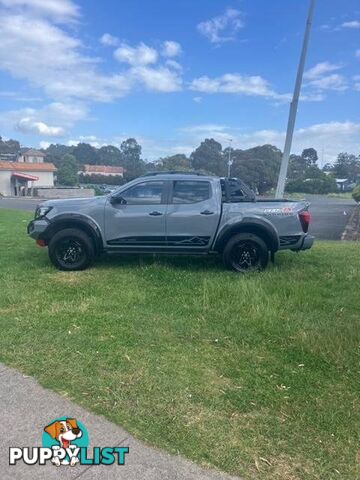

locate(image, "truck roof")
(141, 171), (217, 181)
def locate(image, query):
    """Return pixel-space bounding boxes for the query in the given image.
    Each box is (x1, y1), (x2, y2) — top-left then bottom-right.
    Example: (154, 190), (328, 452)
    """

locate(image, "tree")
(155, 154), (190, 171)
(98, 145), (122, 166)
(190, 139), (226, 176)
(286, 172), (337, 194)
(44, 143), (74, 168)
(120, 138), (146, 180)
(57, 154), (78, 186)
(231, 145), (282, 194)
(72, 143), (99, 165)
(289, 154), (309, 180)
(352, 185), (360, 203)
(322, 163), (333, 172)
(332, 153), (360, 182)
(0, 136), (20, 154)
(301, 148), (318, 165)
(288, 148), (319, 181)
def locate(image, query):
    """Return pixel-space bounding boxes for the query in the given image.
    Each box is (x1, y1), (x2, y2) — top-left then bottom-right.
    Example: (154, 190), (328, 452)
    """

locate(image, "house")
(335, 178), (355, 192)
(0, 161), (56, 196)
(17, 148), (46, 163)
(80, 164), (124, 177)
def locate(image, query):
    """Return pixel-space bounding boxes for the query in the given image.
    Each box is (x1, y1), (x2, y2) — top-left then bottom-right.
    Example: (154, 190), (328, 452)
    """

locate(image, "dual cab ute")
(28, 172), (314, 272)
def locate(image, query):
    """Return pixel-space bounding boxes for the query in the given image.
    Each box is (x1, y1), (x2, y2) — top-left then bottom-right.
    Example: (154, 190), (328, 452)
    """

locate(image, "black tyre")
(48, 228), (95, 271)
(223, 233), (269, 273)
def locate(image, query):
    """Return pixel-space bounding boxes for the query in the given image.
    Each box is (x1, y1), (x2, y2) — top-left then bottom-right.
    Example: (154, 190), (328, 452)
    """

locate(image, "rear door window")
(172, 181), (210, 204)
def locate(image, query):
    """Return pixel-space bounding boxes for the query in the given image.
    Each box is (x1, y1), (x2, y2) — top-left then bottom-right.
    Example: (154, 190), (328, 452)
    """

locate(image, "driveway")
(0, 194), (355, 241)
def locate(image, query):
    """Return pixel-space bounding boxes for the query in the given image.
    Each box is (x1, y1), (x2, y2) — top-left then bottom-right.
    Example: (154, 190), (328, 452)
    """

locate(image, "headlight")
(35, 206), (53, 219)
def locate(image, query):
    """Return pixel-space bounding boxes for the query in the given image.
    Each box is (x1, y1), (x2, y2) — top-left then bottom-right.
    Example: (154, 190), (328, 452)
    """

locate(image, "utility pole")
(275, 0), (316, 198)
(227, 139), (232, 177)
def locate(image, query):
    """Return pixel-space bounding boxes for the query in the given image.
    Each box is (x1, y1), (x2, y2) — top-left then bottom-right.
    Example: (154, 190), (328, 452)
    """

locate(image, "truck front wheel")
(48, 228), (95, 271)
(223, 233), (269, 273)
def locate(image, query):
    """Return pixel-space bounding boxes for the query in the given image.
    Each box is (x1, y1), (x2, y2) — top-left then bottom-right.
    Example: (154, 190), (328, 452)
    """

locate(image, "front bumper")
(27, 219), (49, 240)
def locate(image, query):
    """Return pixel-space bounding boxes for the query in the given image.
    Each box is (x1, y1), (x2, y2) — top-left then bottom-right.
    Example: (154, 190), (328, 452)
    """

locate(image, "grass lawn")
(0, 208), (359, 479)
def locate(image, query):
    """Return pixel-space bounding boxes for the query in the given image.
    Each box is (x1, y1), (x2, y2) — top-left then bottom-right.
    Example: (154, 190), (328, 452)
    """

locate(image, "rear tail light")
(299, 210), (311, 233)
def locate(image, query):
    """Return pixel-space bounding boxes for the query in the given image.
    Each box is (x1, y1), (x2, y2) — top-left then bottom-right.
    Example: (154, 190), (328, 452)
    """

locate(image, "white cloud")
(0, 1), (187, 143)
(16, 117), (65, 136)
(303, 62), (352, 93)
(190, 73), (288, 100)
(299, 92), (325, 102)
(304, 62), (342, 80)
(193, 96), (202, 103)
(0, 0), (79, 22)
(0, 101), (89, 139)
(356, 49), (360, 58)
(0, 8), (133, 102)
(114, 42), (158, 66)
(341, 20), (360, 29)
(161, 41), (182, 57)
(307, 74), (347, 91)
(0, 1), (183, 114)
(112, 42), (183, 91)
(100, 33), (119, 46)
(197, 8), (244, 44)
(107, 121), (360, 161)
(132, 66), (182, 92)
(67, 135), (104, 148)
(46, 102), (88, 124)
(353, 75), (360, 91)
(179, 121), (360, 163)
(181, 124), (228, 134)
(59, 121), (360, 163)
(165, 59), (182, 72)
(39, 140), (51, 149)
(79, 135), (97, 142)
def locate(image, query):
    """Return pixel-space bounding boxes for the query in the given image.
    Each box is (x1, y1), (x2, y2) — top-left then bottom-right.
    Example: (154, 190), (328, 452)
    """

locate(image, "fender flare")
(213, 216), (279, 252)
(40, 213), (104, 254)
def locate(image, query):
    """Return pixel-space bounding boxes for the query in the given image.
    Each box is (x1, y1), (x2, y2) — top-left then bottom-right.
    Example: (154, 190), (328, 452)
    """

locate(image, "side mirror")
(110, 194), (127, 205)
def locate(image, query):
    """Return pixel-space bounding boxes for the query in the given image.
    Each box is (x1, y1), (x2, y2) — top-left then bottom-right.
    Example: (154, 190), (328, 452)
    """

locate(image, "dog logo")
(9, 417), (128, 467)
(42, 417), (88, 466)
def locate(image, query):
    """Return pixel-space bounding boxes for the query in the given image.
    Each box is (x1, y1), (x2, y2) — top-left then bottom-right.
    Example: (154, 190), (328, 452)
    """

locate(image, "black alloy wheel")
(223, 233), (269, 273)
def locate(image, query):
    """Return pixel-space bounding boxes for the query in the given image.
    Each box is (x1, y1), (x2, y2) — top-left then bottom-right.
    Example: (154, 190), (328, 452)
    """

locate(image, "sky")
(0, 0), (359, 163)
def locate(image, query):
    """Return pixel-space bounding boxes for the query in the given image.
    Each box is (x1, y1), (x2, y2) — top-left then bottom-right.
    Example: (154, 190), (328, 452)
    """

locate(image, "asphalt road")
(0, 197), (41, 211)
(0, 195), (355, 241)
(305, 194), (355, 240)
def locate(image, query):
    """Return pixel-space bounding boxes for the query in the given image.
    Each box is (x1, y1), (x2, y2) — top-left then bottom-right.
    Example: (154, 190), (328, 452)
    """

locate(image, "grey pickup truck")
(27, 172), (314, 272)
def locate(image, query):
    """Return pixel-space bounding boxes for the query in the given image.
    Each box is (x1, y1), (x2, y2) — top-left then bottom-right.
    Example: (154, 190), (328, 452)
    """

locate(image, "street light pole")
(275, 0), (317, 198)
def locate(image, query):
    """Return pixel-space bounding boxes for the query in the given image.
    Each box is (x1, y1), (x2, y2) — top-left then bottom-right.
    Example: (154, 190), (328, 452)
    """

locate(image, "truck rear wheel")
(48, 228), (95, 271)
(223, 233), (269, 273)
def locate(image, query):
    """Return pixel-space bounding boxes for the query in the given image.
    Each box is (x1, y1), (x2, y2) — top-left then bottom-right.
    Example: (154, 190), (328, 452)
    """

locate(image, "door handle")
(200, 210), (214, 215)
(149, 211), (163, 216)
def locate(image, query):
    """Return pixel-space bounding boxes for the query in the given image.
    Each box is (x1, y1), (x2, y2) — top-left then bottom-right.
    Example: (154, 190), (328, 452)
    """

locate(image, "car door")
(104, 180), (168, 249)
(166, 179), (221, 250)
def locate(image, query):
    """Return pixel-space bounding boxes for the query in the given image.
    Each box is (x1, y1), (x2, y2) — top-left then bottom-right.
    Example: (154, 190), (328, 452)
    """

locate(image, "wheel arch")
(214, 218), (279, 253)
(40, 214), (103, 256)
